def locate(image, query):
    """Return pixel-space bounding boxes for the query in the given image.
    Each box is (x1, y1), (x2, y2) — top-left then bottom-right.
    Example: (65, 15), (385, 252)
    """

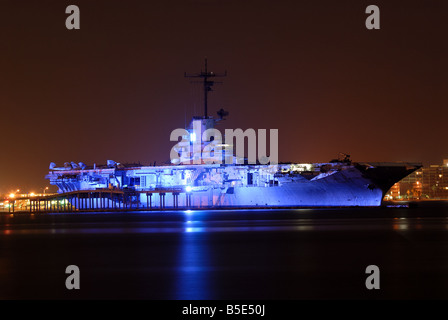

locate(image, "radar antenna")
(185, 58), (227, 118)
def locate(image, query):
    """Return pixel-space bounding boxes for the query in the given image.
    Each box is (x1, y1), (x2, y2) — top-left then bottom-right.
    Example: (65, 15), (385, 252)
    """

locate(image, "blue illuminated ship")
(45, 61), (421, 209)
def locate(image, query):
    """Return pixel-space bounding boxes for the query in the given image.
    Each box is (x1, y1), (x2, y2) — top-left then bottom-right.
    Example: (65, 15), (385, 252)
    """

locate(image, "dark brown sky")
(0, 0), (447, 194)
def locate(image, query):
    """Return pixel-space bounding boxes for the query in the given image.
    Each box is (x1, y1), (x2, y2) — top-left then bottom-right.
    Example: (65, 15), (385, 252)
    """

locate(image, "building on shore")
(385, 159), (448, 200)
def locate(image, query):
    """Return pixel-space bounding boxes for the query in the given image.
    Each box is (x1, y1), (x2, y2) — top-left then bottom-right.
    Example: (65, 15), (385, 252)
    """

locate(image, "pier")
(5, 188), (185, 213)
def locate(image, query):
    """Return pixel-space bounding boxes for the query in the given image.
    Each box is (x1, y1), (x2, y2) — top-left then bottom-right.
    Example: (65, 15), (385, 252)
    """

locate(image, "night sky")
(0, 0), (446, 194)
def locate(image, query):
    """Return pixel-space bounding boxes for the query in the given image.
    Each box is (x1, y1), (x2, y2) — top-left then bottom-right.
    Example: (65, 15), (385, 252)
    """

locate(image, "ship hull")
(145, 167), (383, 208)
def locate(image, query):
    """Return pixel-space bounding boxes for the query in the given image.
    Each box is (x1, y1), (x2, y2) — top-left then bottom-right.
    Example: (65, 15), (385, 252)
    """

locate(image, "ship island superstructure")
(44, 60), (421, 210)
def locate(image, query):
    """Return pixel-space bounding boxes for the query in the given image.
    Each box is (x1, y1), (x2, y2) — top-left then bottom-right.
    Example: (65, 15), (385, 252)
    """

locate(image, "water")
(1, 202), (448, 300)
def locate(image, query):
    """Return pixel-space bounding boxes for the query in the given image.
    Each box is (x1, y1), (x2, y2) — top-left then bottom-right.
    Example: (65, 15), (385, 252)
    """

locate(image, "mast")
(185, 58), (227, 118)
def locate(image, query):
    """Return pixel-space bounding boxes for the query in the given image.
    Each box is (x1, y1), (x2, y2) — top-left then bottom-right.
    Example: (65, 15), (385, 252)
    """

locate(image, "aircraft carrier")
(45, 61), (421, 210)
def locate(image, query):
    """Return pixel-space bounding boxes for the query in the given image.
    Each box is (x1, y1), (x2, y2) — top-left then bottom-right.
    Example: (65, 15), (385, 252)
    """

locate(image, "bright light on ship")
(185, 186), (192, 192)
(283, 163), (313, 173)
(8, 193), (15, 199)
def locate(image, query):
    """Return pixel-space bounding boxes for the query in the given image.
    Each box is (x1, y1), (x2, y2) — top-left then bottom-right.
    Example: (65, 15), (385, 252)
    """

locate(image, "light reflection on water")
(1, 223), (318, 235)
(392, 217), (409, 231)
(175, 230), (210, 300)
(2, 216), (448, 235)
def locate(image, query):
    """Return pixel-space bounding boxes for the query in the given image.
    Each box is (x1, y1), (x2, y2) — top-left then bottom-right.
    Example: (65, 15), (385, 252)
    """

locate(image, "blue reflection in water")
(175, 221), (210, 299)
